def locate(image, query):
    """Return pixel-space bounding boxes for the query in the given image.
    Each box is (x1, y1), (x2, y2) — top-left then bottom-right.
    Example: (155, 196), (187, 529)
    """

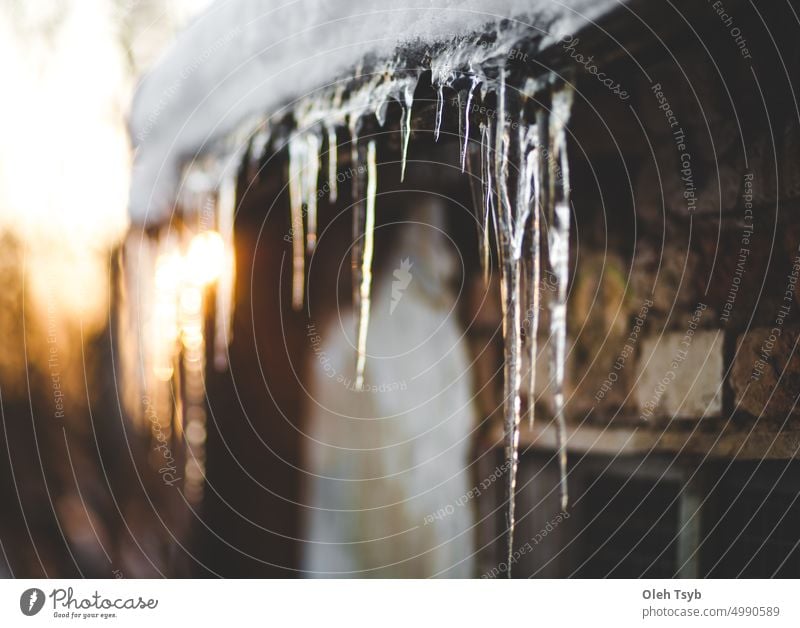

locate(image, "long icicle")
(547, 84), (574, 511)
(288, 136), (305, 310)
(457, 90), (465, 166)
(527, 112), (547, 429)
(461, 76), (478, 172)
(327, 124), (338, 203)
(464, 119), (483, 275)
(400, 83), (414, 182)
(305, 132), (321, 253)
(494, 68), (523, 576)
(516, 117), (541, 431)
(355, 140), (377, 389)
(350, 118), (364, 329)
(434, 84), (445, 142)
(480, 120), (494, 285)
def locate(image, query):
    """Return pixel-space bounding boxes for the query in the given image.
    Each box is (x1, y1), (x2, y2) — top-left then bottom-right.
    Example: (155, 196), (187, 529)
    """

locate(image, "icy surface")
(129, 0), (620, 224)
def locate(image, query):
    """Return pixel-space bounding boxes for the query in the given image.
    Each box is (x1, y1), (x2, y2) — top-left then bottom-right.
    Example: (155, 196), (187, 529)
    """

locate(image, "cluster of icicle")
(119, 141), (244, 505)
(281, 36), (574, 575)
(287, 58), (419, 389)
(122, 31), (574, 575)
(474, 71), (574, 574)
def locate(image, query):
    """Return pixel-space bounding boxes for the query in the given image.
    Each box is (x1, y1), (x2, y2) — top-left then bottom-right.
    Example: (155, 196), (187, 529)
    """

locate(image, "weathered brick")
(635, 329), (724, 420)
(731, 327), (800, 419)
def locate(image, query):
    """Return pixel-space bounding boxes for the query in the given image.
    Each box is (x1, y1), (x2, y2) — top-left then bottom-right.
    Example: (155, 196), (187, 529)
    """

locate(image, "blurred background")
(0, 0), (211, 577)
(4, 0), (800, 580)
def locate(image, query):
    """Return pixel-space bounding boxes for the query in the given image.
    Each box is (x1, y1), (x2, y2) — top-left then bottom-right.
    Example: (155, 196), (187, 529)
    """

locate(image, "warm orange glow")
(186, 230), (225, 285)
(153, 248), (182, 381)
(149, 230), (224, 380)
(0, 2), (130, 337)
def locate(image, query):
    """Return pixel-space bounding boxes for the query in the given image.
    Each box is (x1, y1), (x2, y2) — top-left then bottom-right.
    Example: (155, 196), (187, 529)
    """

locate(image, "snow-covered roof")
(129, 0), (623, 226)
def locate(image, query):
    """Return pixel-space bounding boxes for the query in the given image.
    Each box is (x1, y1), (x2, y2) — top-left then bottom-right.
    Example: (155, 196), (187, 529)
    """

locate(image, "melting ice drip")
(288, 131), (322, 310)
(123, 29), (575, 574)
(354, 140), (378, 390)
(547, 87), (574, 512)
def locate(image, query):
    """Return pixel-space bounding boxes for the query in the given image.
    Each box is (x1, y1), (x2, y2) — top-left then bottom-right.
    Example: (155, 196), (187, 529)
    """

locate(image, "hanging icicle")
(434, 84), (445, 142)
(400, 83), (414, 182)
(304, 133), (321, 254)
(527, 112), (546, 430)
(284, 65), (419, 326)
(350, 120), (364, 338)
(327, 124), (338, 203)
(492, 68), (527, 576)
(120, 23), (582, 531)
(288, 137), (306, 310)
(479, 120), (494, 286)
(463, 114), (484, 276)
(546, 83), (574, 512)
(461, 76), (479, 172)
(515, 117), (541, 434)
(289, 131), (322, 260)
(354, 140), (377, 390)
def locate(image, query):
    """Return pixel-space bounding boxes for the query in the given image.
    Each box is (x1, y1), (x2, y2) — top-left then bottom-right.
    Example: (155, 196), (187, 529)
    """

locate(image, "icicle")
(527, 114), (546, 430)
(464, 119), (483, 272)
(349, 112), (361, 171)
(461, 76), (478, 172)
(479, 120), (494, 285)
(327, 124), (338, 203)
(514, 117), (541, 432)
(350, 120), (364, 331)
(354, 140), (377, 390)
(457, 91), (465, 162)
(434, 84), (444, 142)
(304, 132), (321, 253)
(214, 173), (237, 370)
(546, 84), (574, 511)
(400, 83), (414, 182)
(498, 247), (522, 578)
(492, 68), (524, 576)
(288, 132), (321, 256)
(288, 136), (305, 310)
(494, 80), (513, 234)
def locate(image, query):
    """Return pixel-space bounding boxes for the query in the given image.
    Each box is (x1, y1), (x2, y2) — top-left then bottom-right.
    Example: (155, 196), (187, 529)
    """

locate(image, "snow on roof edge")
(128, 0), (623, 226)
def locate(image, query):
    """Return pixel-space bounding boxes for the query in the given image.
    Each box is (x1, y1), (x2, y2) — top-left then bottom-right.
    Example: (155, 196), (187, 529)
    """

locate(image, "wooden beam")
(489, 419), (800, 460)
